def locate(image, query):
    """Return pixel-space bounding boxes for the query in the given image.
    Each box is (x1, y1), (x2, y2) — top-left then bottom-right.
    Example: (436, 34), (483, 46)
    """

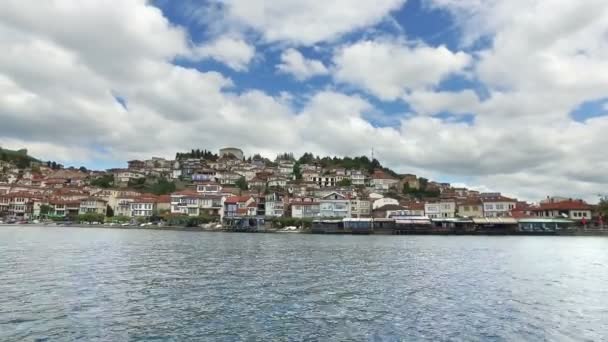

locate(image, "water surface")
(1, 226), (607, 341)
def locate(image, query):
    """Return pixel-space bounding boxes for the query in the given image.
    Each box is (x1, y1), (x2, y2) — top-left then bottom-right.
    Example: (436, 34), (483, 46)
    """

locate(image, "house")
(350, 198), (372, 217)
(267, 175), (289, 188)
(319, 192), (350, 218)
(196, 182), (222, 194)
(191, 169), (217, 182)
(223, 196), (255, 218)
(236, 202), (258, 217)
(402, 202), (426, 216)
(115, 170), (145, 184)
(127, 160), (145, 170)
(1, 192), (41, 219)
(277, 161), (295, 176)
(373, 204), (408, 218)
(48, 199), (81, 219)
(372, 197), (399, 210)
(350, 170), (367, 186)
(425, 200), (456, 218)
(248, 176), (267, 189)
(480, 194), (517, 217)
(457, 198), (484, 218)
(370, 170), (398, 192)
(265, 192), (286, 217)
(170, 190), (202, 216)
(531, 198), (592, 221)
(130, 196), (157, 217)
(217, 171), (241, 185)
(79, 198), (107, 215)
(290, 197), (320, 218)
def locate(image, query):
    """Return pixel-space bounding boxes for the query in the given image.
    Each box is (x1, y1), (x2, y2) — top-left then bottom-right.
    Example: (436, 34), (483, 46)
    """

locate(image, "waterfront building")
(79, 197), (107, 215)
(223, 196), (255, 218)
(480, 194), (517, 217)
(457, 198), (484, 218)
(531, 198), (592, 221)
(265, 192), (286, 217)
(372, 197), (399, 210)
(290, 197), (320, 218)
(319, 192), (350, 218)
(425, 200), (456, 218)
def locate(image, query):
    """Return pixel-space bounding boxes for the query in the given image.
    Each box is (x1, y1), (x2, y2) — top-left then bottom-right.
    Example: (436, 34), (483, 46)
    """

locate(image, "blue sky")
(2, 0), (608, 201)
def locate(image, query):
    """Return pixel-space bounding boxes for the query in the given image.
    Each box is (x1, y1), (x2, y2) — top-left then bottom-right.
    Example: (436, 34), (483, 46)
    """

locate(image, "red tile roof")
(534, 200), (592, 211)
(225, 196), (251, 204)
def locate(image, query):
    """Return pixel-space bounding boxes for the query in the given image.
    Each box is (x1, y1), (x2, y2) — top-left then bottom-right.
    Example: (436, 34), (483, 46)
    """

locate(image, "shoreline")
(2, 223), (608, 236)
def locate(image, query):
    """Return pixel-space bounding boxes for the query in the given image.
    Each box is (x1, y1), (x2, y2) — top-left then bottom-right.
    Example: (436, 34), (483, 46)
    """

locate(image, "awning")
(472, 217), (518, 224)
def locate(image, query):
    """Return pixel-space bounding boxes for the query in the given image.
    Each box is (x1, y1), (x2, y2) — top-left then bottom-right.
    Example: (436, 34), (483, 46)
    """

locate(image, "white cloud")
(3, 0), (608, 203)
(191, 35), (255, 71)
(332, 40), (471, 100)
(405, 90), (480, 116)
(214, 0), (407, 45)
(276, 48), (328, 80)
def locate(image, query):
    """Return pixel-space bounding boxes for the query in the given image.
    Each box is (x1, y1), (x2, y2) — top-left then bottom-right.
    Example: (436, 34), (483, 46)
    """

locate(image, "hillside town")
(0, 147), (604, 233)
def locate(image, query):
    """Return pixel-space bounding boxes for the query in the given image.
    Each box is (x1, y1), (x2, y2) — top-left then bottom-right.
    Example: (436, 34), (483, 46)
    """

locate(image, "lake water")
(1, 226), (607, 341)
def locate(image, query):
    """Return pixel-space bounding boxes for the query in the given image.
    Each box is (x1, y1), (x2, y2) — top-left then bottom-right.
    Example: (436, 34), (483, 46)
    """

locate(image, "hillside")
(0, 147), (40, 168)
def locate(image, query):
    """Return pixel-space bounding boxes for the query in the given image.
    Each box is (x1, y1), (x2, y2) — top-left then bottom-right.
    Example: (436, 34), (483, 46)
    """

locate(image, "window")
(485, 204), (494, 210)
(463, 206), (470, 211)
(496, 204), (505, 210)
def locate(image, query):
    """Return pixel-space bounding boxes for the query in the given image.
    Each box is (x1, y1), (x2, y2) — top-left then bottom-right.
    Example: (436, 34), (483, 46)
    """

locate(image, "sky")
(1, 0), (608, 202)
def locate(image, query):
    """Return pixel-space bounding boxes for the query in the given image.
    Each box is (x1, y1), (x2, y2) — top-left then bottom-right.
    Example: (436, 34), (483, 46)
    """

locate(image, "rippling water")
(1, 226), (607, 341)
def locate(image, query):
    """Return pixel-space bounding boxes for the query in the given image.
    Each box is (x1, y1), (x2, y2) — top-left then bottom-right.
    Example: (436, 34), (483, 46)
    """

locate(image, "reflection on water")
(1, 226), (607, 341)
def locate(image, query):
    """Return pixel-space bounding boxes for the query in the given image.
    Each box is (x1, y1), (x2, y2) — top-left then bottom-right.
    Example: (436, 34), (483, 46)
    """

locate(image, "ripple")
(1, 227), (608, 340)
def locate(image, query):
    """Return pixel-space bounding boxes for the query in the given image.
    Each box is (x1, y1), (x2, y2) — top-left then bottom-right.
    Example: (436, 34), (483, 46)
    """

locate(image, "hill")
(0, 147), (40, 168)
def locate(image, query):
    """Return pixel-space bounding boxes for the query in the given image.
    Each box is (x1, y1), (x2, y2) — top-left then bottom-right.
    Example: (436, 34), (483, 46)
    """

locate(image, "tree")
(337, 178), (352, 187)
(106, 205), (114, 217)
(0, 152), (7, 161)
(235, 176), (248, 191)
(79, 166), (88, 173)
(149, 177), (176, 195)
(293, 162), (302, 180)
(91, 174), (114, 188)
(39, 204), (52, 217)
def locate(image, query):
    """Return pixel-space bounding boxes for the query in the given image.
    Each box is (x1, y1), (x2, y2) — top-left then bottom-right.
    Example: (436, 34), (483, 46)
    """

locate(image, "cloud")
(2, 0), (608, 203)
(191, 35), (255, 71)
(405, 90), (480, 116)
(276, 48), (328, 80)
(212, 0), (407, 45)
(332, 39), (471, 100)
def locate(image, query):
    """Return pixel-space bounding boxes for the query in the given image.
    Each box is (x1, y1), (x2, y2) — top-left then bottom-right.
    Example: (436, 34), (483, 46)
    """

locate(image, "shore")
(3, 223), (608, 236)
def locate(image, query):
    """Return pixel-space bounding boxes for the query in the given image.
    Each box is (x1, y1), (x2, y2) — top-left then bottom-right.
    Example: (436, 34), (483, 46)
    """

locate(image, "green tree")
(293, 162), (302, 180)
(91, 174), (114, 188)
(235, 176), (248, 191)
(39, 204), (52, 217)
(149, 177), (176, 195)
(337, 178), (352, 186)
(79, 166), (88, 173)
(106, 205), (114, 217)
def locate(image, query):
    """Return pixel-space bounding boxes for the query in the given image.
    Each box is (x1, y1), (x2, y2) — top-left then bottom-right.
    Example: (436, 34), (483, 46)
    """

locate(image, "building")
(265, 192), (286, 217)
(290, 197), (320, 218)
(127, 160), (145, 169)
(457, 198), (484, 218)
(350, 170), (366, 186)
(425, 200), (456, 218)
(372, 197), (399, 210)
(130, 196), (157, 217)
(319, 192), (350, 218)
(531, 198), (593, 221)
(223, 196), (255, 218)
(350, 198), (372, 217)
(79, 198), (107, 215)
(480, 194), (517, 217)
(370, 170), (398, 193)
(373, 204), (408, 218)
(219, 147), (244, 160)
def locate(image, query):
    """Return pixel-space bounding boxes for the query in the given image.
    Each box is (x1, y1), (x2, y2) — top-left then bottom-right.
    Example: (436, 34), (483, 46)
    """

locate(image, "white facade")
(319, 192), (350, 218)
(482, 200), (516, 217)
(373, 197), (399, 210)
(425, 201), (456, 218)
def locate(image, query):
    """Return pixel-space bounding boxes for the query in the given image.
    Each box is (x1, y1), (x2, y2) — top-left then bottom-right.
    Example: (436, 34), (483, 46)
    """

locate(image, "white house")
(480, 194), (516, 217)
(319, 192), (350, 218)
(424, 200), (456, 218)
